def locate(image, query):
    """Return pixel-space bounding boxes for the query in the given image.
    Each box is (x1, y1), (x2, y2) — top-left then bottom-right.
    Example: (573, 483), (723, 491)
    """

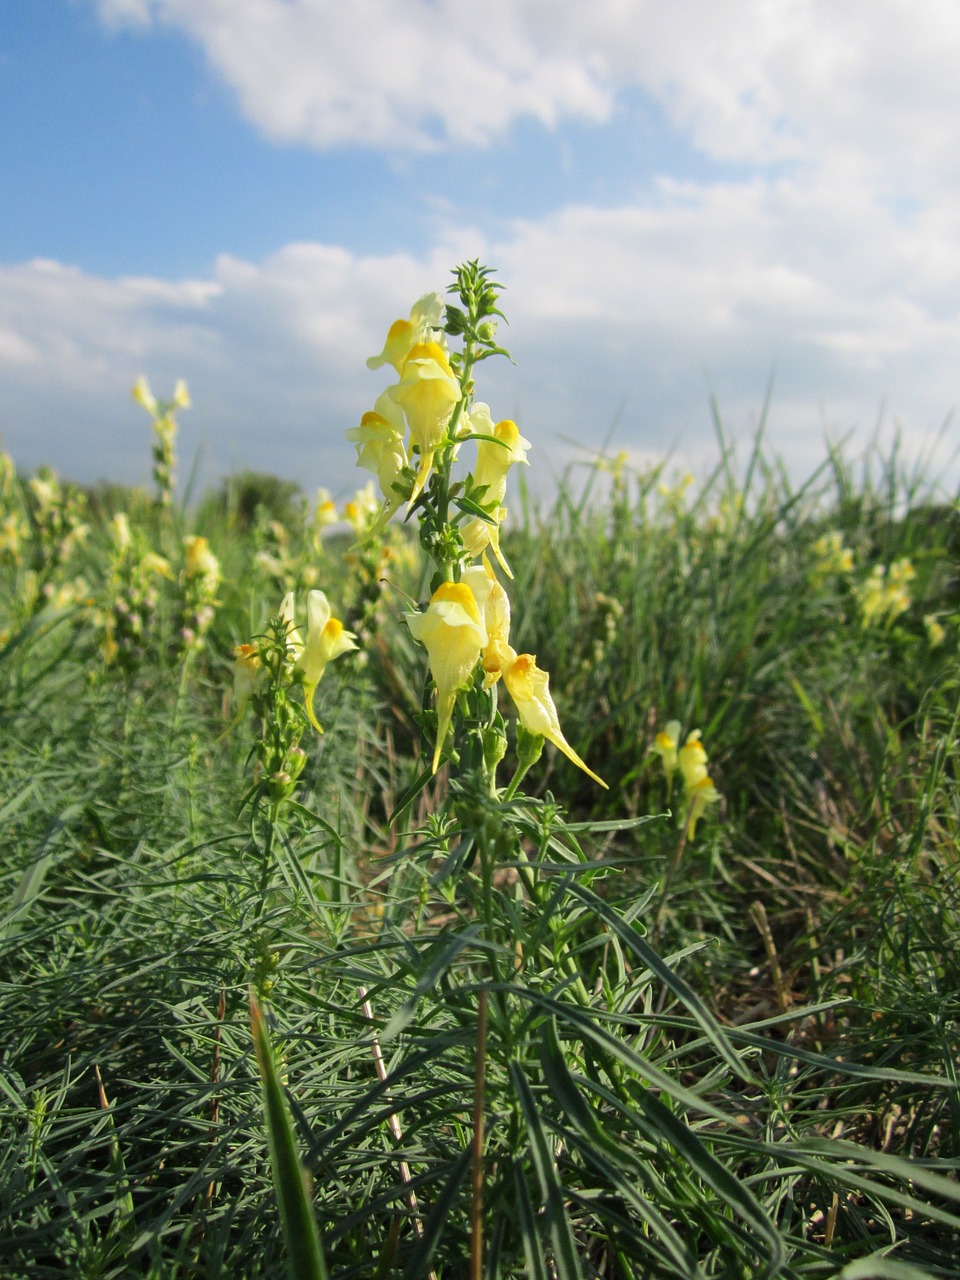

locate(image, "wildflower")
(314, 489), (339, 528)
(387, 341), (461, 504)
(132, 376), (158, 416)
(811, 531), (854, 580)
(924, 614), (946, 649)
(294, 589), (358, 732)
(346, 392), (410, 528)
(502, 653), (607, 788)
(183, 535), (221, 596)
(109, 512), (132, 555)
(233, 643), (261, 718)
(686, 775), (720, 840)
(0, 512), (28, 563)
(367, 292), (445, 373)
(858, 559), (913, 628)
(463, 558), (515, 688)
(405, 581), (487, 773)
(461, 411), (531, 576)
(28, 475), (57, 518)
(652, 720), (681, 798)
(343, 481), (381, 537)
(140, 551), (174, 579)
(678, 729), (708, 792)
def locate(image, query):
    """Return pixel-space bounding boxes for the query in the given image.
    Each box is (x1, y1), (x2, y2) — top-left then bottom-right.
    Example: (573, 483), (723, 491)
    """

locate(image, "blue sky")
(2, 0), (959, 500)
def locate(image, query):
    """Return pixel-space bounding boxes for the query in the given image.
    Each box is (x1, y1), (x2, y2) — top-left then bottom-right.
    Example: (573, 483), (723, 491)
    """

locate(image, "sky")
(2, 0), (960, 503)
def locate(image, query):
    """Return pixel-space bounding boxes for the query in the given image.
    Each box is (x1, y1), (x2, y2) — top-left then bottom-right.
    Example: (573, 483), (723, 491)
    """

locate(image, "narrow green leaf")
(509, 1063), (584, 1280)
(400, 1147), (470, 1280)
(568, 882), (756, 1084)
(249, 993), (329, 1280)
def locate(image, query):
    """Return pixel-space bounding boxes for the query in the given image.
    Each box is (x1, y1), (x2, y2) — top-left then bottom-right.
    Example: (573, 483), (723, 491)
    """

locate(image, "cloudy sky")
(2, 0), (959, 501)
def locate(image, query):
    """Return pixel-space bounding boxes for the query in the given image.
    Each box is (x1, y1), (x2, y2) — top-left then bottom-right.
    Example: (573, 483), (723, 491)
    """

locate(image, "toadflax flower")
(294, 589), (358, 732)
(405, 581), (487, 773)
(366, 292), (445, 373)
(183, 535), (221, 596)
(346, 391), (410, 530)
(678, 730), (708, 793)
(652, 720), (681, 798)
(233, 643), (261, 719)
(461, 409), (531, 577)
(686, 775), (720, 840)
(502, 653), (607, 788)
(676, 729), (721, 841)
(463, 558), (515, 688)
(387, 341), (461, 504)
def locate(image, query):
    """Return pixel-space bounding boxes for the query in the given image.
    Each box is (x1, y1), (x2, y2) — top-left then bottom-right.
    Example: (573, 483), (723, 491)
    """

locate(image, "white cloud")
(94, 0), (960, 205)
(3, 163), (958, 498)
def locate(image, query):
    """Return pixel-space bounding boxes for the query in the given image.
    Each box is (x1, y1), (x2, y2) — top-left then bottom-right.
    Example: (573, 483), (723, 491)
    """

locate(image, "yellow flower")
(502, 653), (607, 788)
(294, 589), (358, 732)
(342, 481), (381, 536)
(314, 488), (339, 528)
(367, 292), (445, 373)
(132, 376), (158, 416)
(109, 512), (132, 554)
(140, 552), (174, 579)
(461, 412), (531, 576)
(678, 730), (708, 793)
(652, 720), (681, 797)
(346, 392), (410, 528)
(811, 531), (854, 581)
(183, 535), (221, 594)
(463, 559), (515, 688)
(405, 581), (487, 773)
(387, 341), (461, 504)
(233, 643), (261, 718)
(924, 614), (946, 649)
(686, 775), (720, 840)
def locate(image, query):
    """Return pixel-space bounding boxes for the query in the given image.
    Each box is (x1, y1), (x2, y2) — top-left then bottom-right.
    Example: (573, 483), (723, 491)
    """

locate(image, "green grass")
(0, 431), (958, 1278)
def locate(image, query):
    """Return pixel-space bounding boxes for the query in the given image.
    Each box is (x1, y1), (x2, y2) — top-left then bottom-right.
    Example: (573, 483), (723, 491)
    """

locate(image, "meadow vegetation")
(0, 264), (958, 1279)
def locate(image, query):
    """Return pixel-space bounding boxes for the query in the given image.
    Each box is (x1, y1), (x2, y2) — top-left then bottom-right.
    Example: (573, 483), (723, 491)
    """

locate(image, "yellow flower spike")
(295, 589), (358, 733)
(686, 775), (720, 841)
(503, 653), (607, 788)
(652, 720), (681, 797)
(367, 291), (445, 373)
(678, 730), (708, 794)
(387, 341), (461, 505)
(404, 581), (488, 774)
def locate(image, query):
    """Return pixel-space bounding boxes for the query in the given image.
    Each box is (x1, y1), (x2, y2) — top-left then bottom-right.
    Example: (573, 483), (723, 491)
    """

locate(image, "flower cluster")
(405, 565), (606, 786)
(652, 721), (721, 840)
(810, 531), (854, 583)
(353, 266), (604, 791)
(179, 535), (222, 654)
(233, 589), (357, 737)
(857, 557), (914, 628)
